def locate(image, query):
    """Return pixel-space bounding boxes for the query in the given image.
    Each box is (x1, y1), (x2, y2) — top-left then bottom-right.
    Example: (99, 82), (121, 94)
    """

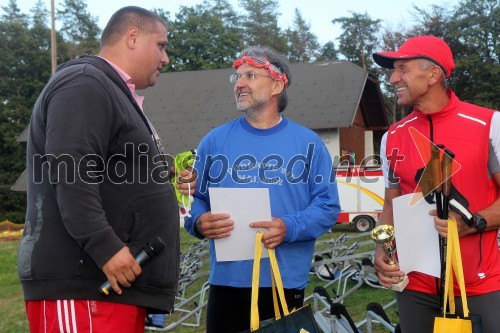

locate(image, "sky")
(9, 0), (459, 45)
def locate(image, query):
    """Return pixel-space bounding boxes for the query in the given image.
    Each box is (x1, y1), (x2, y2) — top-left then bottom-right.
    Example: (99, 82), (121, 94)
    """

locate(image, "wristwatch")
(470, 213), (487, 233)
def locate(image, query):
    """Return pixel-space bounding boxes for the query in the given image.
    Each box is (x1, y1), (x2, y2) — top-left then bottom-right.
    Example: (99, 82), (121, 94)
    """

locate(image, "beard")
(236, 96), (268, 119)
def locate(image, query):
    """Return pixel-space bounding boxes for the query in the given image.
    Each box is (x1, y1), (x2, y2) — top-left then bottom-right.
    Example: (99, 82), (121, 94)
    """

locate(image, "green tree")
(167, 0), (243, 71)
(29, 0), (53, 77)
(448, 0), (499, 109)
(57, 0), (101, 60)
(333, 12), (381, 70)
(238, 0), (288, 54)
(316, 41), (339, 62)
(206, 0), (244, 63)
(285, 8), (319, 63)
(409, 4), (452, 37)
(0, 0), (53, 222)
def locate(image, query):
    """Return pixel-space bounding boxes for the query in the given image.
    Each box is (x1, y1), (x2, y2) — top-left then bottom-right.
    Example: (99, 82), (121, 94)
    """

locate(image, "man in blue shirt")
(184, 45), (340, 332)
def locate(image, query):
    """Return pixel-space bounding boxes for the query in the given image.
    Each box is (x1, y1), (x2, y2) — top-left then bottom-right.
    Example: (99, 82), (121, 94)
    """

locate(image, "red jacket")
(384, 89), (500, 296)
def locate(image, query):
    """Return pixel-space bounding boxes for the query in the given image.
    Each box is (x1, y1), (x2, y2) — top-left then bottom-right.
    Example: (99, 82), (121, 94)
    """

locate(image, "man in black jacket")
(18, 6), (190, 332)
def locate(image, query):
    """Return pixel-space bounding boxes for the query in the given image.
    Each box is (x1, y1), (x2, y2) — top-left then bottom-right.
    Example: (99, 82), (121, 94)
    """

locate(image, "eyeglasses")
(232, 56), (289, 86)
(229, 73), (273, 83)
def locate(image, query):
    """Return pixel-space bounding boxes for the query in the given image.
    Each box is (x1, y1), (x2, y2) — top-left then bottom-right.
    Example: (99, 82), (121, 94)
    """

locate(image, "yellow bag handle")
(442, 221), (453, 316)
(250, 232), (289, 331)
(442, 218), (469, 318)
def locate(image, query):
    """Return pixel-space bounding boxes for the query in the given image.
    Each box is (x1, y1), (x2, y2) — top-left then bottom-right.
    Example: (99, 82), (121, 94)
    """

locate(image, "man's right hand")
(195, 212), (234, 239)
(102, 246), (141, 295)
(373, 245), (406, 289)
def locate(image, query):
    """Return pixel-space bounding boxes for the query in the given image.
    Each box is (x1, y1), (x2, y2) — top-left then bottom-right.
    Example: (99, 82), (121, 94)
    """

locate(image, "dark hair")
(100, 6), (166, 48)
(238, 46), (292, 113)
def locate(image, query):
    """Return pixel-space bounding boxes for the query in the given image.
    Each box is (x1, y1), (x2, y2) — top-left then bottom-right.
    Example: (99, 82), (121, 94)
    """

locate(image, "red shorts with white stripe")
(25, 300), (147, 333)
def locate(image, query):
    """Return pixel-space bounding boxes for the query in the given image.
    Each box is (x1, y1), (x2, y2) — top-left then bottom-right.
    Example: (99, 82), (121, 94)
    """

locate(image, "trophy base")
(390, 275), (409, 292)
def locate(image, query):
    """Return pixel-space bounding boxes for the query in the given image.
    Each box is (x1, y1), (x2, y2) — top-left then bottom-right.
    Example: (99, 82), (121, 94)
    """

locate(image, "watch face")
(474, 214), (487, 232)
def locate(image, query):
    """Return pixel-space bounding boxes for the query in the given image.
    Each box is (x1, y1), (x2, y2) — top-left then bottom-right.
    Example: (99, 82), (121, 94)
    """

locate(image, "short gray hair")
(418, 58), (448, 89)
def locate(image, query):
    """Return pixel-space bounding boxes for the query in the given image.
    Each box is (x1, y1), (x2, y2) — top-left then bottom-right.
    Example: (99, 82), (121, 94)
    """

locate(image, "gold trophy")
(371, 225), (409, 292)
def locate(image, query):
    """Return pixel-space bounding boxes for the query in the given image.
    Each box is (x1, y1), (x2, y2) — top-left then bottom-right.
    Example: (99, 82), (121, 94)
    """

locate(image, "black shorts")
(396, 289), (500, 333)
(206, 284), (305, 333)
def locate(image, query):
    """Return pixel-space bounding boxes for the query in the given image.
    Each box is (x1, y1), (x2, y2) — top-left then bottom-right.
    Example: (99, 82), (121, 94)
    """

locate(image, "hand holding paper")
(209, 188), (271, 262)
(194, 212), (233, 239)
(392, 192), (441, 278)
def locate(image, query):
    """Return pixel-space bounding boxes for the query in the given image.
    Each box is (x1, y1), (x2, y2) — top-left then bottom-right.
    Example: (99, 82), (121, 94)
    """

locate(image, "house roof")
(10, 169), (26, 193)
(16, 125), (29, 142)
(141, 60), (388, 156)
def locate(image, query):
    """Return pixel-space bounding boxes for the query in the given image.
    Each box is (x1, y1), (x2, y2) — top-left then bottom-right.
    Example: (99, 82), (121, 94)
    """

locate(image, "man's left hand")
(430, 209), (476, 237)
(171, 167), (197, 195)
(250, 217), (286, 249)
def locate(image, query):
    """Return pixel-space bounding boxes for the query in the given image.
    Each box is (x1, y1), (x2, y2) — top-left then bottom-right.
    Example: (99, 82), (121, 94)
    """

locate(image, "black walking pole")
(432, 144), (445, 219)
(439, 149), (455, 315)
(441, 150), (454, 218)
(430, 144), (446, 314)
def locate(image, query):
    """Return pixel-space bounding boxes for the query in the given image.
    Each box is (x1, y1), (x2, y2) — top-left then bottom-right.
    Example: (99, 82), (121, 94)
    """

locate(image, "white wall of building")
(315, 128), (340, 159)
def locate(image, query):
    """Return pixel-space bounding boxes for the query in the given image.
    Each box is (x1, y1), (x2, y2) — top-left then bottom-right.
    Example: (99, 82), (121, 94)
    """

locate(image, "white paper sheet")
(209, 187), (271, 262)
(392, 192), (441, 277)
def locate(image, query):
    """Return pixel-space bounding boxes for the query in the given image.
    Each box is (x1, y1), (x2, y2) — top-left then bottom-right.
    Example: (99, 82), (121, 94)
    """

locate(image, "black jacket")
(18, 56), (180, 313)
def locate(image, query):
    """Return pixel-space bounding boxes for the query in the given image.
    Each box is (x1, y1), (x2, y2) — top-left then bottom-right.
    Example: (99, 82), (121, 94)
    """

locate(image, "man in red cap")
(373, 35), (500, 333)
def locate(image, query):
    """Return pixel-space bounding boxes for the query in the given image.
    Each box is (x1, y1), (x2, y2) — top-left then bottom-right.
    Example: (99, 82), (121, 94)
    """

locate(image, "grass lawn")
(0, 241), (28, 333)
(0, 224), (398, 332)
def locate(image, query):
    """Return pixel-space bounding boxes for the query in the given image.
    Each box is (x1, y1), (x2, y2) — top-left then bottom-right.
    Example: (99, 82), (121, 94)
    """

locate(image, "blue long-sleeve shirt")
(184, 116), (340, 289)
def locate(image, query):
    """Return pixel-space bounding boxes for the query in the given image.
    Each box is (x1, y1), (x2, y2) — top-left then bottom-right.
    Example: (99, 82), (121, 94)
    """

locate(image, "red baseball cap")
(373, 36), (455, 78)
